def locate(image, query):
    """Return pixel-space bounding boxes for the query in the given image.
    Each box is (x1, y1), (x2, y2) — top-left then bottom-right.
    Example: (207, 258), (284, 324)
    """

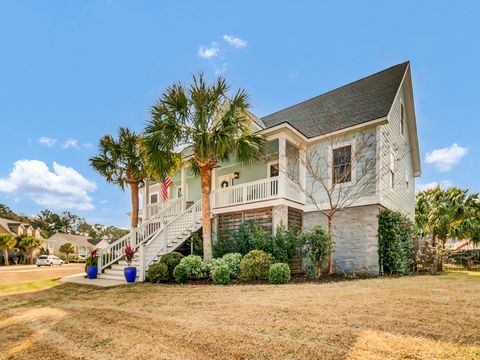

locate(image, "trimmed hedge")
(211, 264), (230, 285)
(239, 250), (273, 281)
(268, 263), (291, 284)
(378, 209), (416, 275)
(159, 252), (184, 279)
(147, 263), (169, 283)
(222, 253), (242, 278)
(173, 255), (207, 284)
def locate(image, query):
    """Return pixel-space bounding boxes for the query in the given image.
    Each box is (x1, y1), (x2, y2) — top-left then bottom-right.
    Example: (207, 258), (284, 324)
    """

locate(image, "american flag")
(161, 176), (172, 203)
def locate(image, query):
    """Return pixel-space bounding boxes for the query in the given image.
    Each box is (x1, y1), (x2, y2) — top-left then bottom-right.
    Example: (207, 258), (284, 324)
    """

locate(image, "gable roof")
(261, 62), (409, 138)
(0, 217), (35, 236)
(48, 233), (97, 247)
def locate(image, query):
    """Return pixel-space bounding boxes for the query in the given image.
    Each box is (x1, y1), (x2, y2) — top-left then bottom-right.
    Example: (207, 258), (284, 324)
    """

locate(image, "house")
(98, 61), (421, 280)
(48, 233), (100, 259)
(0, 217), (53, 253)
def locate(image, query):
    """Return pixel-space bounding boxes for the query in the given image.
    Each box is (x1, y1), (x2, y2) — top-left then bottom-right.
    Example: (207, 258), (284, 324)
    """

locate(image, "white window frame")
(267, 160), (280, 178)
(389, 153), (395, 189)
(329, 139), (356, 187)
(400, 101), (405, 137)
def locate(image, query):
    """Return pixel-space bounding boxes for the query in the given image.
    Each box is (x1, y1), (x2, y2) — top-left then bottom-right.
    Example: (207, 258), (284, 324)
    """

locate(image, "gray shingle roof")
(261, 62), (409, 138)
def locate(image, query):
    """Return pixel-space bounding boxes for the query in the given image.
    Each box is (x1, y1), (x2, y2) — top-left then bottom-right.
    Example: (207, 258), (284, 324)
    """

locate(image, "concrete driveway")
(0, 263), (85, 285)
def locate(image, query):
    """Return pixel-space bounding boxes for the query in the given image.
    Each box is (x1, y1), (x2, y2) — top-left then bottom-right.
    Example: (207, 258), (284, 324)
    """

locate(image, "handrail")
(98, 197), (183, 271)
(141, 200), (202, 279)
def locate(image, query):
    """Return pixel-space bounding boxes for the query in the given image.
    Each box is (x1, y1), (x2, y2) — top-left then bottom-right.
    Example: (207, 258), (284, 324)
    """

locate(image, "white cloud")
(38, 137), (57, 147)
(62, 138), (79, 149)
(425, 143), (467, 172)
(198, 44), (219, 59)
(222, 35), (247, 48)
(0, 160), (96, 210)
(416, 179), (453, 193)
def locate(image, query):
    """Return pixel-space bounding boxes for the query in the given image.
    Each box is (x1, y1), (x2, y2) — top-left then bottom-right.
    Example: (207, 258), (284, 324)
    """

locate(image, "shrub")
(147, 263), (169, 283)
(173, 255), (208, 283)
(173, 263), (189, 284)
(300, 226), (331, 278)
(159, 252), (184, 279)
(378, 209), (416, 275)
(211, 264), (230, 285)
(239, 250), (274, 281)
(271, 225), (299, 263)
(222, 253), (242, 278)
(268, 263), (291, 284)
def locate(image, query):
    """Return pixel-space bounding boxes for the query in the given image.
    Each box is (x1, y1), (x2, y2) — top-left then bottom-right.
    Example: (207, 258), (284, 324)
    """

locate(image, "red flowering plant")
(124, 245), (137, 266)
(86, 248), (99, 267)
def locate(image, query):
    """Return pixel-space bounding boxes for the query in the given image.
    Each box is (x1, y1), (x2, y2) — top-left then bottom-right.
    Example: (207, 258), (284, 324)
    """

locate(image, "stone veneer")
(303, 204), (380, 274)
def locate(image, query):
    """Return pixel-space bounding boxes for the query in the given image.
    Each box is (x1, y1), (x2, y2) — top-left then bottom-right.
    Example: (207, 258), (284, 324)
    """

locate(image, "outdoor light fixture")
(234, 172), (240, 179)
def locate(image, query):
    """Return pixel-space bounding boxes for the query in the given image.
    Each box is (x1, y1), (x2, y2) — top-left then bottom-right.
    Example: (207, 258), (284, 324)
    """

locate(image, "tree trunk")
(129, 181), (140, 229)
(2, 247), (9, 266)
(200, 166), (213, 261)
(29, 249), (34, 264)
(327, 215), (333, 275)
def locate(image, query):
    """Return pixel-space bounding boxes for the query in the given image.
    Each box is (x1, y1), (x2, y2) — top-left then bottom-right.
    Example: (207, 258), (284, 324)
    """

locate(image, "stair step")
(97, 273), (138, 281)
(118, 260), (140, 266)
(111, 264), (140, 271)
(104, 269), (127, 276)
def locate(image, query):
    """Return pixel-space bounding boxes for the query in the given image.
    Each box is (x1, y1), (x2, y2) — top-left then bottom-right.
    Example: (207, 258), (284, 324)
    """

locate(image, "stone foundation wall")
(303, 205), (380, 274)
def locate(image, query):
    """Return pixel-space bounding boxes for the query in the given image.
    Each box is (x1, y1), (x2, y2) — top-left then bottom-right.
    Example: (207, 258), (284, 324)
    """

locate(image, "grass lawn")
(1, 273), (480, 359)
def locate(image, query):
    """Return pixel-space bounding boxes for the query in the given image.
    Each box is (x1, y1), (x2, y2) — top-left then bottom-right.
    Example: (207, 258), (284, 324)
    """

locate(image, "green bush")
(300, 226), (331, 279)
(268, 263), (291, 284)
(211, 264), (230, 285)
(147, 263), (169, 283)
(222, 253), (242, 278)
(239, 250), (274, 281)
(213, 221), (299, 263)
(173, 263), (189, 284)
(159, 252), (184, 279)
(378, 209), (416, 275)
(68, 254), (83, 263)
(173, 255), (208, 283)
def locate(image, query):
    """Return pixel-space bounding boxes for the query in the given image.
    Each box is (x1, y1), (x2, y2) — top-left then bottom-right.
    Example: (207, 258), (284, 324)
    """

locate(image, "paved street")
(0, 263), (85, 285)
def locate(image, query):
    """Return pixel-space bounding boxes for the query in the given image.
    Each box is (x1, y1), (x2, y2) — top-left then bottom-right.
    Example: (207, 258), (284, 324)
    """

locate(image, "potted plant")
(124, 245), (137, 283)
(85, 248), (99, 279)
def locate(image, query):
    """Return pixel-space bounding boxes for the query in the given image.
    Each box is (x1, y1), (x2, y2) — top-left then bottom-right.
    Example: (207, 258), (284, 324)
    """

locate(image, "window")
(269, 163), (279, 177)
(400, 103), (405, 136)
(332, 145), (352, 184)
(389, 153), (395, 189)
(150, 194), (158, 204)
(177, 187), (182, 198)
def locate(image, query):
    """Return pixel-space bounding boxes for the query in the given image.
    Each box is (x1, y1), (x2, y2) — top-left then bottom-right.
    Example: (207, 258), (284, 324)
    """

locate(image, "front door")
(217, 173), (235, 189)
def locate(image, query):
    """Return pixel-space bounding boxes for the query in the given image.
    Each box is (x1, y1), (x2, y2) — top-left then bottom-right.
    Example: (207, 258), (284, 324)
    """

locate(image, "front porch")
(141, 135), (307, 222)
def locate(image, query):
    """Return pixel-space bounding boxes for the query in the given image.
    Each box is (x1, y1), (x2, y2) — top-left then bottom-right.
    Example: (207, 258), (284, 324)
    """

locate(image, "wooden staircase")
(97, 199), (202, 282)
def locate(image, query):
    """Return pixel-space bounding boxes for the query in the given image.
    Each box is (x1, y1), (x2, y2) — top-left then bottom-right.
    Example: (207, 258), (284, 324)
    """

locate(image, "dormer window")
(400, 103), (405, 136)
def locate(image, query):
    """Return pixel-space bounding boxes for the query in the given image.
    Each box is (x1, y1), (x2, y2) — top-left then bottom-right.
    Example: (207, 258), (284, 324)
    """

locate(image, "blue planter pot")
(86, 266), (98, 279)
(124, 267), (137, 283)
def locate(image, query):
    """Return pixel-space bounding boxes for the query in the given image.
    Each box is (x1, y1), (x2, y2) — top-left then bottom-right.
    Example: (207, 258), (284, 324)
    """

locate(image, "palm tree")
(59, 242), (75, 263)
(143, 74), (264, 261)
(90, 127), (147, 228)
(0, 234), (16, 266)
(17, 235), (41, 264)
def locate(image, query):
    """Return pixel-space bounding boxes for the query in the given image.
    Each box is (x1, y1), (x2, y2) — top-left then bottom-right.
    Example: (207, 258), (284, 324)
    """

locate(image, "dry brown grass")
(1, 272), (480, 359)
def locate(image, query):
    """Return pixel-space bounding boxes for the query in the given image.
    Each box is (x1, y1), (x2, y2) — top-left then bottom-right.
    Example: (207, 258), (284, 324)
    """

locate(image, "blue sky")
(0, 1), (478, 227)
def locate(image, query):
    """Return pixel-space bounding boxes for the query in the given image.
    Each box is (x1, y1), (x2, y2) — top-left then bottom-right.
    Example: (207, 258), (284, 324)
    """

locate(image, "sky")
(0, 0), (479, 227)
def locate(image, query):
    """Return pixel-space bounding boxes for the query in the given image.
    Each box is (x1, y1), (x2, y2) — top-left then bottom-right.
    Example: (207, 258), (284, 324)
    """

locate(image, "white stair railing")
(98, 198), (183, 272)
(140, 200), (202, 280)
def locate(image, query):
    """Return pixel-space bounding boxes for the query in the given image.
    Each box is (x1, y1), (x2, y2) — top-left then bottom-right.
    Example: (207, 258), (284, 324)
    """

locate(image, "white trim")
(329, 138), (356, 188)
(212, 198), (304, 214)
(303, 195), (379, 212)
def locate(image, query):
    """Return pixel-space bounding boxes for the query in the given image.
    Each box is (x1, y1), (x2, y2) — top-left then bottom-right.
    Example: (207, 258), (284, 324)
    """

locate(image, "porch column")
(211, 167), (217, 209)
(278, 137), (287, 198)
(180, 165), (187, 210)
(143, 180), (150, 221)
(299, 146), (306, 204)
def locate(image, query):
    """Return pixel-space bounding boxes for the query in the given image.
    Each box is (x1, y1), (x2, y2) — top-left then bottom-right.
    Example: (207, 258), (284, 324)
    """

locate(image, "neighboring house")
(48, 233), (100, 259)
(99, 61), (421, 280)
(0, 216), (53, 253)
(445, 239), (480, 251)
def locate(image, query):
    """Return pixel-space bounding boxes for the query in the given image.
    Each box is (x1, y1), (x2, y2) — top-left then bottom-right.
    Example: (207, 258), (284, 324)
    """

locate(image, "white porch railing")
(98, 198), (183, 272)
(140, 200), (202, 280)
(214, 176), (304, 208)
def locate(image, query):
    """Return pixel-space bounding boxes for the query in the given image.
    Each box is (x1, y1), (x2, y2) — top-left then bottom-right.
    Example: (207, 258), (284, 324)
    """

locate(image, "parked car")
(36, 255), (64, 267)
